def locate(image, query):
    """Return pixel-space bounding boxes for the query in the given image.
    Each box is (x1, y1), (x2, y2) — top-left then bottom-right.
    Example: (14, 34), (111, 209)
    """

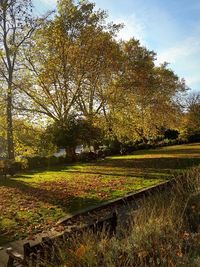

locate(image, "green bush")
(24, 156), (67, 169)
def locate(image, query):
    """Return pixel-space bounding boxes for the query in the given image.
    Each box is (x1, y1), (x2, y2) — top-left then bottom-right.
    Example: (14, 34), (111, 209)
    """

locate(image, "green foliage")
(0, 116), (52, 158)
(46, 116), (102, 152)
(14, 119), (55, 157)
(24, 155), (67, 169)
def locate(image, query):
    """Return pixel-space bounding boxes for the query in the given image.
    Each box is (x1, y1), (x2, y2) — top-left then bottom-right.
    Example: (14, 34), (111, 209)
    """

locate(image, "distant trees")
(105, 40), (187, 142)
(0, 113), (52, 157)
(13, 119), (55, 157)
(183, 93), (200, 142)
(186, 93), (200, 132)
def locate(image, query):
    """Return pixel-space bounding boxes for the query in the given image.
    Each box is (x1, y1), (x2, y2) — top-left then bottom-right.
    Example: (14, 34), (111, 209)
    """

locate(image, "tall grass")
(46, 166), (200, 267)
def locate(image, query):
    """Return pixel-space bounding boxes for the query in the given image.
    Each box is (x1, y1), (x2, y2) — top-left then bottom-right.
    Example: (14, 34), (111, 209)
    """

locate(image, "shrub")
(98, 145), (112, 156)
(0, 159), (24, 176)
(188, 133), (200, 143)
(77, 152), (98, 162)
(24, 155), (67, 169)
(11, 161), (24, 172)
(164, 129), (180, 140)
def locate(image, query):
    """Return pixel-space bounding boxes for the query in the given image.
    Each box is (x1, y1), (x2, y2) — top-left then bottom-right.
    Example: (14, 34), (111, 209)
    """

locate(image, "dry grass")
(52, 166), (200, 267)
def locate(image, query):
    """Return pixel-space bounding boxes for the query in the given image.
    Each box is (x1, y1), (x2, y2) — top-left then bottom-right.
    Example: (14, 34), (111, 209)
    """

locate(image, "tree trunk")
(65, 147), (76, 162)
(6, 86), (15, 160)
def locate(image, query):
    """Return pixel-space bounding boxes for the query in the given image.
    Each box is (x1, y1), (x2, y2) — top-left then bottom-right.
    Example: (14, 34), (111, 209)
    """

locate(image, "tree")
(0, 0), (37, 159)
(0, 107), (52, 158)
(13, 119), (56, 157)
(20, 0), (121, 125)
(46, 115), (102, 159)
(74, 24), (121, 123)
(0, 112), (7, 157)
(187, 93), (200, 131)
(9, 0), (190, 153)
(106, 39), (187, 142)
(184, 93), (200, 141)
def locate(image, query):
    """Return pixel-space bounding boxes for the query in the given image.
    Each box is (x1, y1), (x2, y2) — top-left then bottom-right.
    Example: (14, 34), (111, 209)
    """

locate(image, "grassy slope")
(0, 143), (199, 244)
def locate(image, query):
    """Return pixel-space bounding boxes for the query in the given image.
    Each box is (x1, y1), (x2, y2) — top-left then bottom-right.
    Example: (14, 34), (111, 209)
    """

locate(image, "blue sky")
(33, 0), (200, 92)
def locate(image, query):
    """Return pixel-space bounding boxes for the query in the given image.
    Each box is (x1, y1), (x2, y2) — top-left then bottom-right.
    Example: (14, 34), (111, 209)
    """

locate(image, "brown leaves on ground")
(0, 175), (134, 244)
(38, 176), (130, 201)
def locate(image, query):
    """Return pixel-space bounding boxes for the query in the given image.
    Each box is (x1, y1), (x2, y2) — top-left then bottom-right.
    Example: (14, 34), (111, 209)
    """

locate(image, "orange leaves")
(75, 244), (86, 259)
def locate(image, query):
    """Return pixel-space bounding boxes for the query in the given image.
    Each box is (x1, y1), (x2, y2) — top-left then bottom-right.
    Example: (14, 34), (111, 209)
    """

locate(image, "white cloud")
(157, 37), (200, 64)
(186, 74), (200, 86)
(114, 14), (146, 43)
(156, 37), (200, 90)
(145, 1), (200, 92)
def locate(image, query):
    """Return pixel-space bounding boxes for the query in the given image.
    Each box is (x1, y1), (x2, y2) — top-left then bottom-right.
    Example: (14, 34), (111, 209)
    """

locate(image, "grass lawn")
(0, 143), (200, 245)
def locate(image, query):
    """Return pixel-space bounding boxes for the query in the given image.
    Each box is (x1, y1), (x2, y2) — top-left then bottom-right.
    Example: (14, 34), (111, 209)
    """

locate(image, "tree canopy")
(0, 0), (192, 159)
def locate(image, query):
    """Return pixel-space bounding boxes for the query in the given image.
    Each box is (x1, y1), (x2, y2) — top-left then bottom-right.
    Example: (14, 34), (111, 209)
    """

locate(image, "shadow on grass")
(61, 156), (200, 180)
(0, 176), (103, 245)
(13, 164), (80, 178)
(0, 177), (102, 214)
(0, 146), (200, 215)
(14, 157), (200, 179)
(62, 169), (171, 179)
(11, 143), (200, 178)
(103, 157), (200, 168)
(138, 149), (200, 156)
(0, 144), (199, 245)
(126, 143), (200, 156)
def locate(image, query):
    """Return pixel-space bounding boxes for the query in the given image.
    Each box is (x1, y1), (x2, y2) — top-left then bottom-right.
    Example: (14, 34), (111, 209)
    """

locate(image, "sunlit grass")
(0, 143), (199, 245)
